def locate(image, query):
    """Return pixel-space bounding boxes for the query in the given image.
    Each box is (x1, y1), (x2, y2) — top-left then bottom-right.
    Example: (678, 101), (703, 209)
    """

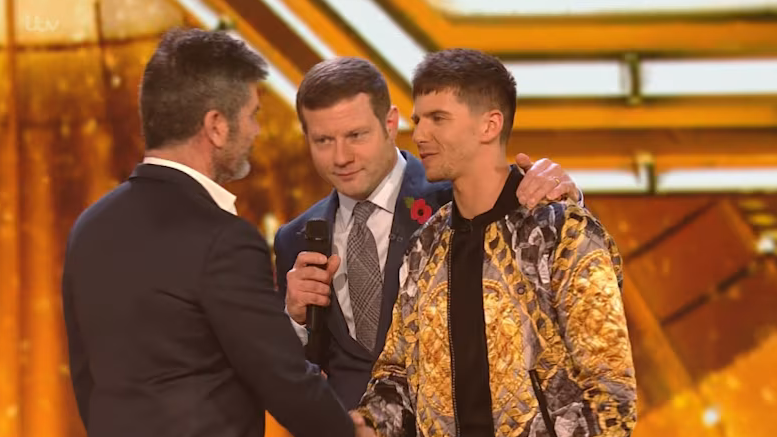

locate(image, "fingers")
(294, 279), (331, 300)
(304, 293), (331, 308)
(514, 152), (533, 171)
(351, 412), (376, 437)
(287, 268), (332, 296)
(294, 265), (334, 284)
(285, 292), (330, 323)
(517, 158), (581, 207)
(350, 412), (365, 427)
(547, 181), (578, 202)
(286, 253), (337, 324)
(285, 277), (331, 323)
(529, 176), (563, 206)
(326, 254), (341, 277)
(293, 251), (328, 269)
(533, 167), (577, 203)
(546, 183), (565, 200)
(516, 158), (552, 206)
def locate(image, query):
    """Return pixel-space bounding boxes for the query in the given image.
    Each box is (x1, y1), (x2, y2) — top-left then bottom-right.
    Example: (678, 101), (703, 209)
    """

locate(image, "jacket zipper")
(446, 230), (461, 437)
(529, 369), (558, 437)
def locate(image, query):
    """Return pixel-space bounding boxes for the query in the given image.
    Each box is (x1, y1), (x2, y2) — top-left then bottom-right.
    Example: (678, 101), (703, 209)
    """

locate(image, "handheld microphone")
(304, 218), (331, 365)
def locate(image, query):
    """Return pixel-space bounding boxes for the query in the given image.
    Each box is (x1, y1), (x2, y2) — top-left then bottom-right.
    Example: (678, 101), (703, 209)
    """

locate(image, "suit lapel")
(330, 151), (450, 361)
(316, 191), (356, 356)
(321, 191), (382, 362)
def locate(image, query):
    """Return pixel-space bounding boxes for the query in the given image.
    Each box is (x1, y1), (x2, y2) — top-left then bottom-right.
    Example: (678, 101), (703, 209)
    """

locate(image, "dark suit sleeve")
(199, 219), (354, 437)
(62, 253), (94, 428)
(273, 224), (290, 299)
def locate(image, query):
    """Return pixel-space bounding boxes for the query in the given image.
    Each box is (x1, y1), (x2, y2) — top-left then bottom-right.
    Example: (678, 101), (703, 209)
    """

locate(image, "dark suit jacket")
(274, 151), (452, 409)
(62, 164), (354, 437)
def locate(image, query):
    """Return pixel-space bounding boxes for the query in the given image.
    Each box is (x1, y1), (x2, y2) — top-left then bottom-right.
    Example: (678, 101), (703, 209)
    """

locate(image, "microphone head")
(304, 219), (331, 258)
(304, 218), (329, 241)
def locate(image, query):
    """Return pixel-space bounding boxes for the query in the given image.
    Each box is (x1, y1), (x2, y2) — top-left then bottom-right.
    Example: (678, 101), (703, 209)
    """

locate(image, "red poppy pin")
(404, 196), (432, 225)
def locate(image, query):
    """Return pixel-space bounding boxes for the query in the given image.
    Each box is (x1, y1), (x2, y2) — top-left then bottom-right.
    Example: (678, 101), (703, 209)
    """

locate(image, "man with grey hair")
(62, 28), (363, 437)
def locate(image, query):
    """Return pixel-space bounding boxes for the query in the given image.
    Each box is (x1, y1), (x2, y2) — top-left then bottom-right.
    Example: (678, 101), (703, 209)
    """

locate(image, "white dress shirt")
(291, 148), (407, 344)
(142, 157), (237, 215)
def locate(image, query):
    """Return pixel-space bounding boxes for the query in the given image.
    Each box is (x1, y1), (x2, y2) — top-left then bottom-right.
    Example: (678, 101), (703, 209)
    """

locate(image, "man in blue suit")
(273, 57), (582, 410)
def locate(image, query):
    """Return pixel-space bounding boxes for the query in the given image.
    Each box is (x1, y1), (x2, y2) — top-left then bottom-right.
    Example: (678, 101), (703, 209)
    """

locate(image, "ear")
(203, 109), (230, 149)
(385, 105), (399, 141)
(480, 109), (504, 144)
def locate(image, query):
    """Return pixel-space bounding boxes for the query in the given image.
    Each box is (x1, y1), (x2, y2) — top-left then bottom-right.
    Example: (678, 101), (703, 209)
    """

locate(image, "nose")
(412, 119), (429, 146)
(332, 139), (354, 167)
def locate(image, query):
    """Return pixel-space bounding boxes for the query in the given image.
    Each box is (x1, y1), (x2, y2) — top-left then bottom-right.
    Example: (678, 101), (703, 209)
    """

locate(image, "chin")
(424, 169), (444, 183)
(230, 161), (251, 182)
(337, 186), (368, 200)
(332, 180), (369, 200)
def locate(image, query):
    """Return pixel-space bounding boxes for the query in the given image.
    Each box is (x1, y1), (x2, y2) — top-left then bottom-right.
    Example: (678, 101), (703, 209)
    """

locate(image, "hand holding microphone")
(285, 219), (338, 364)
(284, 251), (339, 325)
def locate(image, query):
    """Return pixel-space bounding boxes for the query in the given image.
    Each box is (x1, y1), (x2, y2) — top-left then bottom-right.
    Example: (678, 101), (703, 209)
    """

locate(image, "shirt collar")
(451, 166), (523, 231)
(142, 157), (237, 215)
(337, 148), (406, 226)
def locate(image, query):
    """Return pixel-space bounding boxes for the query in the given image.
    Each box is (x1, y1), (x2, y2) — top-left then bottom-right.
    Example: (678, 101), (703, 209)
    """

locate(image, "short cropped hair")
(296, 57), (391, 132)
(412, 49), (517, 144)
(140, 28), (268, 150)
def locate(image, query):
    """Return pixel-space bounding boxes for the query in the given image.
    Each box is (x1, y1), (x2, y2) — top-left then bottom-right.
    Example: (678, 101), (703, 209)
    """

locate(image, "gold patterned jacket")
(357, 201), (637, 437)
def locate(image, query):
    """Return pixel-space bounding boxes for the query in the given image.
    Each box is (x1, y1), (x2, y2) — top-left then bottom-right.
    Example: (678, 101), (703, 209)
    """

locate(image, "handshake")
(350, 412), (376, 437)
(292, 255), (377, 437)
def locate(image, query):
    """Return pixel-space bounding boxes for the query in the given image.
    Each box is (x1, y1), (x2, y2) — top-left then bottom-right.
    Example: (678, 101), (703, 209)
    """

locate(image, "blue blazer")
(274, 150), (452, 409)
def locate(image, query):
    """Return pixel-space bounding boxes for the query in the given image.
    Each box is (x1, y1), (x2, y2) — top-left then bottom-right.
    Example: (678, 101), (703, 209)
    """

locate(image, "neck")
(452, 148), (509, 219)
(145, 143), (217, 183)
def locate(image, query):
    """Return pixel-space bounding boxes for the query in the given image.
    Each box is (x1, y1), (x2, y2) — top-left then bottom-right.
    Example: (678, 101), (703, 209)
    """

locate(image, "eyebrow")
(310, 133), (332, 140)
(310, 126), (370, 140)
(412, 109), (452, 123)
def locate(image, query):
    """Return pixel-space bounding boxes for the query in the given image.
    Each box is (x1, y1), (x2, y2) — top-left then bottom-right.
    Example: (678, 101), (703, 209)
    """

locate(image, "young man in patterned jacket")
(354, 49), (638, 437)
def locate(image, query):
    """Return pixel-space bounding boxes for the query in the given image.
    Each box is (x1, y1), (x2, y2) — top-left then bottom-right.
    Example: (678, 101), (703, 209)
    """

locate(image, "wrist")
(285, 304), (307, 325)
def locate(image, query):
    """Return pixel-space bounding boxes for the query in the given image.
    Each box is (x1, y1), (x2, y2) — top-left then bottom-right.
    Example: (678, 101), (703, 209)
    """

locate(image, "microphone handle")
(306, 262), (328, 365)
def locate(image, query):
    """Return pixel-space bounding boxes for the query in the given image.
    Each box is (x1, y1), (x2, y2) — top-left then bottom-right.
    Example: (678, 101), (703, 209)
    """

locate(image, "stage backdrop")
(1, 0), (776, 436)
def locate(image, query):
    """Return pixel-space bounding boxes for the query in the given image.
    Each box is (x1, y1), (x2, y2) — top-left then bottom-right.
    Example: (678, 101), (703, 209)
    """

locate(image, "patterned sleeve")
(551, 207), (638, 437)
(356, 253), (417, 437)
